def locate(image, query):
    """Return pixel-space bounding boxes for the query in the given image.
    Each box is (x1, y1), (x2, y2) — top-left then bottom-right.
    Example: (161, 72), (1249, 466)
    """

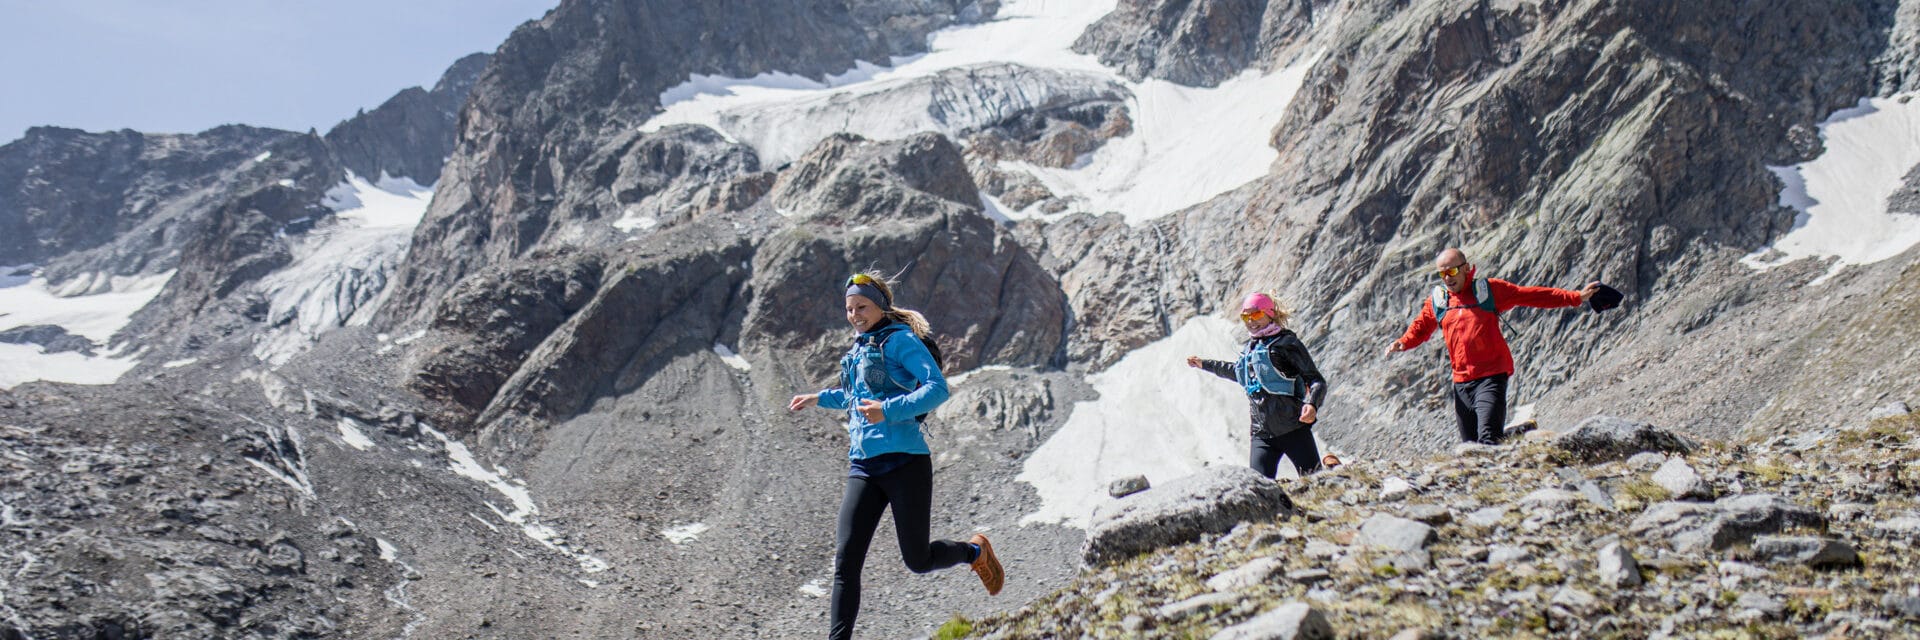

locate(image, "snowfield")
(1744, 93), (1920, 282)
(1016, 316), (1328, 528)
(0, 268), (173, 389)
(641, 0), (1317, 224)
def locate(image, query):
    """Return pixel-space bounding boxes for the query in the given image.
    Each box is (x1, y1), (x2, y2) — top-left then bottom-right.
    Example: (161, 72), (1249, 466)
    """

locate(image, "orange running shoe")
(968, 533), (1004, 596)
(1321, 454), (1342, 469)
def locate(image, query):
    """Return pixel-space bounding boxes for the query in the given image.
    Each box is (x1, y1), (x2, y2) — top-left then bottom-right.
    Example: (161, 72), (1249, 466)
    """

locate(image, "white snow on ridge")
(1744, 94), (1920, 281)
(1016, 316), (1326, 528)
(0, 268), (173, 389)
(641, 0), (1317, 224)
(252, 173), (433, 365)
(712, 343), (752, 371)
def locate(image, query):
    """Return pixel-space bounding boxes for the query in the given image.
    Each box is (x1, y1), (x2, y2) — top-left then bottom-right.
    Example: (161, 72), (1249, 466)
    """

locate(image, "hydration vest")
(1233, 338), (1303, 398)
(1431, 277), (1498, 322)
(839, 323), (943, 422)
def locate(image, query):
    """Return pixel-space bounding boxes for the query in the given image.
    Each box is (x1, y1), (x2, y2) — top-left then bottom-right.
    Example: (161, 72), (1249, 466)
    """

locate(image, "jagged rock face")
(324, 52), (492, 183)
(376, 0), (996, 329)
(1074, 0), (1335, 86)
(0, 126), (337, 283)
(1023, 0), (1903, 454)
(406, 253), (607, 429)
(750, 133), (1067, 376)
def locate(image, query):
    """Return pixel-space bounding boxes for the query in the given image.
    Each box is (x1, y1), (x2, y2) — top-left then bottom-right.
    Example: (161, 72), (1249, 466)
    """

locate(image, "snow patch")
(254, 151), (272, 162)
(161, 358), (199, 369)
(336, 417), (376, 451)
(424, 425), (610, 573)
(0, 269), (173, 389)
(712, 343), (751, 371)
(798, 578), (830, 598)
(1011, 58), (1319, 224)
(1743, 94), (1920, 282)
(1015, 316), (1326, 528)
(611, 207), (659, 233)
(661, 522), (710, 544)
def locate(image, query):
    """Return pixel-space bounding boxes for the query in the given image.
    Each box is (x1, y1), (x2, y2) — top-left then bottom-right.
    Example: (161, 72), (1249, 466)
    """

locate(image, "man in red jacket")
(1385, 248), (1599, 445)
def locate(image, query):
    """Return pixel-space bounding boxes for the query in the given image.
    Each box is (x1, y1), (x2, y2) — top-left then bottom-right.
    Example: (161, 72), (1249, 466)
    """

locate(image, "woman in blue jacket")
(1186, 292), (1330, 479)
(788, 272), (1004, 640)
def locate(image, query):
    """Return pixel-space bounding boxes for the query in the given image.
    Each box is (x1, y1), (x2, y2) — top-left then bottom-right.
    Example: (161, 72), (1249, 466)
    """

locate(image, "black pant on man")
(1452, 373), (1508, 445)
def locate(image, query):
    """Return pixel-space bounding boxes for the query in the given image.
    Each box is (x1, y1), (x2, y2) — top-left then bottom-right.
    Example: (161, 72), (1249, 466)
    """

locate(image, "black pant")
(1452, 373), (1509, 445)
(831, 455), (971, 640)
(1250, 427), (1321, 479)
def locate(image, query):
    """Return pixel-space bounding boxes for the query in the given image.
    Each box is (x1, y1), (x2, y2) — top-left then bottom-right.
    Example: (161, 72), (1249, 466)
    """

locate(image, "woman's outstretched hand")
(788, 393), (819, 412)
(856, 399), (886, 422)
(1185, 356), (1202, 368)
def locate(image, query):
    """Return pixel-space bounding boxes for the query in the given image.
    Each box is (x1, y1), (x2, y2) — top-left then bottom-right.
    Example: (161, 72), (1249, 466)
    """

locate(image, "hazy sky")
(0, 1), (559, 144)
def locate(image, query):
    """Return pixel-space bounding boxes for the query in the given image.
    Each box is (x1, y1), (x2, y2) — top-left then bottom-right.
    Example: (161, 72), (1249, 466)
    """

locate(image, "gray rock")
(1551, 587), (1598, 610)
(1729, 592), (1785, 623)
(1884, 593), (1920, 619)
(1207, 557), (1286, 592)
(1466, 506), (1510, 527)
(1285, 569), (1331, 584)
(1518, 488), (1583, 513)
(1303, 539), (1342, 560)
(1082, 466), (1295, 566)
(1209, 602), (1334, 640)
(1626, 452), (1669, 472)
(1109, 475), (1151, 498)
(1158, 592), (1241, 621)
(1596, 542), (1643, 589)
(1748, 535), (1860, 568)
(1576, 480), (1617, 510)
(1551, 416), (1695, 463)
(1867, 401), (1912, 421)
(1379, 477), (1415, 501)
(1487, 545), (1533, 565)
(1826, 503), (1873, 522)
(1652, 458), (1713, 500)
(1356, 514), (1436, 552)
(1452, 442), (1496, 457)
(1400, 504), (1452, 525)
(1875, 516), (1920, 536)
(1630, 494), (1825, 552)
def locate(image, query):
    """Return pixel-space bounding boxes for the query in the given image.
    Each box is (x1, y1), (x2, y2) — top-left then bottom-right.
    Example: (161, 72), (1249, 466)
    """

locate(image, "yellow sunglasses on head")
(846, 273), (878, 287)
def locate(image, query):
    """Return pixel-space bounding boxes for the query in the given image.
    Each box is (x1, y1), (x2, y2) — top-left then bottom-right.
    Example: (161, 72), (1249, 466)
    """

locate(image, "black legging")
(1452, 373), (1509, 445)
(831, 455), (972, 640)
(1250, 427), (1321, 479)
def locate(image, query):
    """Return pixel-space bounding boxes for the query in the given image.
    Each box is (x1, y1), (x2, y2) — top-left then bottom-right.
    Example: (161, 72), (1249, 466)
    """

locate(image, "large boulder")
(1081, 466), (1295, 566)
(1551, 416), (1696, 463)
(1629, 494), (1824, 553)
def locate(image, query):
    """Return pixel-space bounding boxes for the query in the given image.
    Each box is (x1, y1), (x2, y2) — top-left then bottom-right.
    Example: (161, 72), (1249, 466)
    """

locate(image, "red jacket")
(1395, 277), (1583, 382)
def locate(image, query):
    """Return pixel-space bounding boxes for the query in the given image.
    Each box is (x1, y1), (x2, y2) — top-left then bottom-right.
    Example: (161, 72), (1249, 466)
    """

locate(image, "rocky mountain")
(5, 0), (1920, 638)
(325, 53), (493, 184)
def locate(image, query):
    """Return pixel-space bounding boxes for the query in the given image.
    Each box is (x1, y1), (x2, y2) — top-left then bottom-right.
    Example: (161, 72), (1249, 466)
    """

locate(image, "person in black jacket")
(1185, 292), (1329, 479)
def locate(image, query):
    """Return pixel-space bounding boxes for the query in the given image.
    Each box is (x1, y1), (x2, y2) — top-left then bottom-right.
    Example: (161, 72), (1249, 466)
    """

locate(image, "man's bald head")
(1435, 248), (1470, 292)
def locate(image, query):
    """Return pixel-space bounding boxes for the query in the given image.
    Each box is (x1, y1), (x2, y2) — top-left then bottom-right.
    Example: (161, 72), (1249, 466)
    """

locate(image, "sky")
(0, 0), (558, 144)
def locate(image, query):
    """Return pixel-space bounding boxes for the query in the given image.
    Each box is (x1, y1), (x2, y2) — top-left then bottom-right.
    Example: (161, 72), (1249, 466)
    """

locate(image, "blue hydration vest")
(1233, 338), (1303, 398)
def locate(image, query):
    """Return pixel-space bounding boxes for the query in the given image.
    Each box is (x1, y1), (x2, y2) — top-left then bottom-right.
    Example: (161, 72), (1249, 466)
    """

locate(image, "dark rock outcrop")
(1074, 0), (1332, 86)
(0, 324), (95, 355)
(324, 53), (492, 183)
